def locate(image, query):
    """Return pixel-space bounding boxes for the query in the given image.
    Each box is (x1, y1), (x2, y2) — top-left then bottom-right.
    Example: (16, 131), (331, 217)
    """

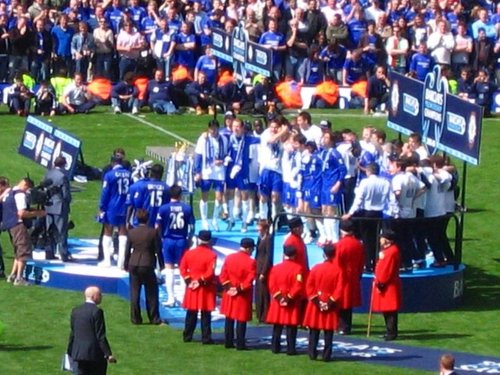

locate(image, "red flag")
(87, 78), (112, 100)
(134, 77), (149, 101)
(315, 81), (339, 106)
(275, 80), (303, 108)
(351, 81), (368, 98)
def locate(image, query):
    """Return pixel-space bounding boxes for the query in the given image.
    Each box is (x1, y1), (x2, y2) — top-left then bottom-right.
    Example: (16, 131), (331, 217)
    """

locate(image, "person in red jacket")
(372, 229), (402, 341)
(220, 237), (257, 350)
(266, 245), (305, 355)
(179, 230), (217, 344)
(303, 243), (343, 362)
(283, 217), (309, 274)
(334, 220), (365, 335)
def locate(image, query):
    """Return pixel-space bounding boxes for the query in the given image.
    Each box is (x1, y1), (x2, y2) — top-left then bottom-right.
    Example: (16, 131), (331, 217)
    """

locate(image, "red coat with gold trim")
(372, 243), (402, 312)
(265, 259), (305, 325)
(179, 244), (217, 311)
(333, 234), (365, 309)
(219, 251), (256, 322)
(302, 260), (343, 330)
(283, 232), (309, 274)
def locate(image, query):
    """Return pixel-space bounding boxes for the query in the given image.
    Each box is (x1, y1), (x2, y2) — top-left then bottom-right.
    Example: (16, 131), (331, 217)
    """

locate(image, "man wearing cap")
(303, 243), (343, 361)
(283, 216), (309, 273)
(98, 154), (132, 269)
(156, 185), (195, 307)
(179, 230), (217, 344)
(333, 220), (364, 335)
(194, 119), (228, 232)
(372, 229), (402, 341)
(220, 237), (257, 350)
(266, 245), (305, 355)
(44, 155), (73, 261)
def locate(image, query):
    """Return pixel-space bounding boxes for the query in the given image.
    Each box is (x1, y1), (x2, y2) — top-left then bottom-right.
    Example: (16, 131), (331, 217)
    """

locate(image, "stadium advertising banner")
(212, 24), (272, 85)
(18, 116), (82, 176)
(388, 66), (482, 166)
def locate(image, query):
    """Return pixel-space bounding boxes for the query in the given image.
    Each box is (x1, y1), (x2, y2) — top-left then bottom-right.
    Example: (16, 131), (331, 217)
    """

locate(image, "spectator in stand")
(31, 19), (52, 83)
(259, 18), (287, 81)
(365, 0), (385, 23)
(326, 13), (349, 47)
(445, 1), (464, 35)
(320, 38), (347, 83)
(456, 67), (475, 101)
(61, 72), (96, 114)
(127, 0), (147, 30)
(409, 42), (433, 81)
(146, 68), (177, 114)
(299, 45), (325, 85)
(365, 65), (390, 115)
(244, 6), (264, 42)
(375, 12), (392, 45)
(194, 45), (217, 86)
(200, 9), (223, 50)
(0, 14), (9, 82)
(321, 0), (342, 25)
(347, 6), (367, 49)
(451, 22), (473, 77)
(254, 75), (281, 114)
(342, 48), (369, 86)
(471, 8), (497, 41)
(186, 71), (214, 115)
(8, 16), (33, 81)
(472, 28), (495, 75)
(116, 21), (144, 80)
(5, 73), (33, 116)
(408, 14), (429, 54)
(495, 37), (500, 85)
(71, 21), (95, 82)
(386, 24), (409, 74)
(472, 68), (495, 117)
(51, 14), (75, 77)
(111, 71), (140, 114)
(93, 18), (114, 80)
(427, 19), (455, 67)
(286, 8), (313, 82)
(386, 0), (405, 26)
(175, 21), (196, 74)
(34, 80), (57, 116)
(105, 0), (125, 35)
(305, 0), (327, 40)
(358, 20), (385, 71)
(150, 17), (176, 80)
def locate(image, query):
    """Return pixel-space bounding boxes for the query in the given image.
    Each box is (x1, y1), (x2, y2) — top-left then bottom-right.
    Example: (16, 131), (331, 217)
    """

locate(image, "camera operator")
(44, 156), (73, 261)
(1, 177), (46, 286)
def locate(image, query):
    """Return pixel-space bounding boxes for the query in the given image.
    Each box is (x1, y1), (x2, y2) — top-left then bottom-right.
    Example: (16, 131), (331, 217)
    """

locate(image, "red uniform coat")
(179, 244), (217, 311)
(283, 233), (309, 273)
(333, 234), (365, 309)
(219, 251), (256, 322)
(302, 261), (343, 330)
(372, 244), (402, 312)
(266, 259), (305, 325)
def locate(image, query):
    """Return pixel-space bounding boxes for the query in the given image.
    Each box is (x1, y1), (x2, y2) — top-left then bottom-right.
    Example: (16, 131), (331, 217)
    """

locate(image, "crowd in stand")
(0, 0), (498, 116)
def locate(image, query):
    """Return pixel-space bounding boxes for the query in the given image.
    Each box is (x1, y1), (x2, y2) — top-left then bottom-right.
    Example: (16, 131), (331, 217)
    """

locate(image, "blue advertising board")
(211, 23), (272, 85)
(18, 116), (82, 177)
(388, 66), (482, 165)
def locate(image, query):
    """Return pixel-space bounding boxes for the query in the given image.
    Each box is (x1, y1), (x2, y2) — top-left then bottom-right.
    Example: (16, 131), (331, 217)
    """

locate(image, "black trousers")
(426, 216), (454, 263)
(129, 266), (160, 324)
(254, 278), (270, 323)
(224, 318), (247, 349)
(308, 329), (334, 361)
(184, 310), (212, 343)
(383, 311), (398, 338)
(339, 308), (353, 333)
(392, 218), (415, 269)
(74, 359), (107, 375)
(357, 210), (383, 270)
(271, 324), (297, 355)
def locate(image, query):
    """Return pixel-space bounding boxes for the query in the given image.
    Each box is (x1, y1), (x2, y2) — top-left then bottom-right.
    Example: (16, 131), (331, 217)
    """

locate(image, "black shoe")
(225, 343), (235, 349)
(131, 320), (143, 325)
(287, 350), (297, 356)
(337, 330), (351, 335)
(0, 272), (5, 279)
(45, 253), (57, 260)
(62, 255), (75, 262)
(183, 334), (192, 343)
(236, 346), (249, 351)
(151, 319), (169, 325)
(202, 339), (214, 345)
(384, 335), (397, 341)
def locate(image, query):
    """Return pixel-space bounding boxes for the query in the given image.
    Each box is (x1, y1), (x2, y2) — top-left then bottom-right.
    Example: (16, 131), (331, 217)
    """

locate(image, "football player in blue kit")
(156, 185), (195, 306)
(320, 131), (347, 244)
(99, 154), (132, 269)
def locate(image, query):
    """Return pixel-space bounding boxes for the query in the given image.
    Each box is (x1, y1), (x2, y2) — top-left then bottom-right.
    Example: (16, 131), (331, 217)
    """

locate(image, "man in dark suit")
(124, 209), (164, 325)
(67, 286), (116, 375)
(44, 156), (72, 261)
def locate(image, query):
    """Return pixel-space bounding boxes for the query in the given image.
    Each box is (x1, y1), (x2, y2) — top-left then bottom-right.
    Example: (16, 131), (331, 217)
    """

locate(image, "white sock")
(102, 235), (113, 265)
(331, 218), (339, 243)
(316, 219), (326, 242)
(242, 200), (249, 224)
(213, 201), (221, 222)
(228, 199), (234, 221)
(259, 201), (268, 221)
(324, 218), (339, 243)
(199, 200), (208, 221)
(271, 202), (279, 222)
(165, 268), (175, 303)
(223, 202), (228, 215)
(117, 235), (127, 269)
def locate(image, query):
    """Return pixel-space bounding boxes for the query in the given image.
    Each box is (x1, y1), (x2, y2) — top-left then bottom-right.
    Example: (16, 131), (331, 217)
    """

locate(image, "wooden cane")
(367, 279), (375, 337)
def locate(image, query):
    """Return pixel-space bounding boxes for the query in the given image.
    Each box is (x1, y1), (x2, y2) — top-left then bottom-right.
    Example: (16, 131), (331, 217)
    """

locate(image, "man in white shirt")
(296, 111), (323, 147)
(427, 20), (456, 66)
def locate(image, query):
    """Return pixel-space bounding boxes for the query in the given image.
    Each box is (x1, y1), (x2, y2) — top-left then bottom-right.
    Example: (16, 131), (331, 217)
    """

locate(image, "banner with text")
(18, 116), (82, 176)
(387, 67), (482, 165)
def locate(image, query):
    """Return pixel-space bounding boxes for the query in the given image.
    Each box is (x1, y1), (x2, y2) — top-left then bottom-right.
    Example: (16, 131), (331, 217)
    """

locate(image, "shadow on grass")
(463, 208), (489, 214)
(460, 264), (500, 312)
(399, 332), (472, 341)
(0, 344), (53, 351)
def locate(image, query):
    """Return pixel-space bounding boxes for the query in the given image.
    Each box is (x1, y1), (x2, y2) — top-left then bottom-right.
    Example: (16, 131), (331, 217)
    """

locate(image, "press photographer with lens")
(43, 156), (73, 261)
(1, 177), (46, 285)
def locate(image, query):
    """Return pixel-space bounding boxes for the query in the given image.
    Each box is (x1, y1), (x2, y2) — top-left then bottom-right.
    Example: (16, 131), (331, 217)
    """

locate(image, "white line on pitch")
(125, 113), (195, 146)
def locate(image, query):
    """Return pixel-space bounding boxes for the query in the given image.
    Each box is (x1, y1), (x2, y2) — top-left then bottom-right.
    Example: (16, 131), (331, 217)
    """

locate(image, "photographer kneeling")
(44, 156), (73, 261)
(1, 178), (46, 286)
